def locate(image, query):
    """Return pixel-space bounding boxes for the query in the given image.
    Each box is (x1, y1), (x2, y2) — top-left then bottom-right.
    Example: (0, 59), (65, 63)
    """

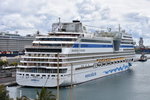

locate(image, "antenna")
(118, 24), (121, 32)
(58, 17), (61, 24)
(36, 30), (40, 35)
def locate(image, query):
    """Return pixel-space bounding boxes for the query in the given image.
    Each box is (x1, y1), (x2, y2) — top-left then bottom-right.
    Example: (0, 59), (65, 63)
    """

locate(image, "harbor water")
(7, 58), (150, 100)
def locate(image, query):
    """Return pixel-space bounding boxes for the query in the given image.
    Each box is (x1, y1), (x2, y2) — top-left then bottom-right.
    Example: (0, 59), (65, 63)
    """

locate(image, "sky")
(0, 0), (150, 45)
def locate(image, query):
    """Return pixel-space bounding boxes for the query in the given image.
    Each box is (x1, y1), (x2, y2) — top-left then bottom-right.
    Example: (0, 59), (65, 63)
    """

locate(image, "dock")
(0, 77), (17, 86)
(1, 81), (17, 86)
(0, 66), (17, 86)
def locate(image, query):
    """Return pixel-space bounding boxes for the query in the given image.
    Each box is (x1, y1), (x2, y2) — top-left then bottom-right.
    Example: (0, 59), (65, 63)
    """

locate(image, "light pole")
(70, 63), (73, 100)
(57, 53), (60, 100)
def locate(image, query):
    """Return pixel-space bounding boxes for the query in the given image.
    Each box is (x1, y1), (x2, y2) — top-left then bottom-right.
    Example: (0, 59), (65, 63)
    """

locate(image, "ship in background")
(135, 37), (150, 54)
(0, 32), (35, 57)
(16, 20), (135, 87)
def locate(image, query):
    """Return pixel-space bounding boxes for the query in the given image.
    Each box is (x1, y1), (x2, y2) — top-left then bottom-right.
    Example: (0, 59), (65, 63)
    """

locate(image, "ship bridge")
(52, 20), (87, 33)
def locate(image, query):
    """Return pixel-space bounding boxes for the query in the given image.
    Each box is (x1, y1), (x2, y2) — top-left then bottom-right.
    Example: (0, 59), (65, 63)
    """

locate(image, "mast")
(118, 24), (121, 32)
(59, 17), (61, 24)
(58, 17), (61, 32)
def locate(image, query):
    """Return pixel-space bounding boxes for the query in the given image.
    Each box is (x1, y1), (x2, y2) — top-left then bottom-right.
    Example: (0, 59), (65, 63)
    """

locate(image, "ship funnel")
(113, 39), (121, 51)
(73, 20), (80, 23)
(113, 32), (122, 51)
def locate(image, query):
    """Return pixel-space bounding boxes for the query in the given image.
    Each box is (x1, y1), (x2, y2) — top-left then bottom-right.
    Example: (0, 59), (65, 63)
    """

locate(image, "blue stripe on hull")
(73, 44), (113, 48)
(73, 44), (134, 48)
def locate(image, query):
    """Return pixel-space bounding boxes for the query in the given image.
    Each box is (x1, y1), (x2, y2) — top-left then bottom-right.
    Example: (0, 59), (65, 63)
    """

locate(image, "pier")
(0, 67), (17, 86)
(0, 77), (17, 86)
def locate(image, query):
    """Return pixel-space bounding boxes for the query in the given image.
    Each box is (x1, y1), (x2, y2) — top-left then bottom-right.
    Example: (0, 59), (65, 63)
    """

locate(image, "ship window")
(36, 74), (40, 76)
(121, 42), (133, 44)
(97, 63), (101, 66)
(47, 54), (50, 57)
(59, 69), (67, 73)
(39, 44), (61, 47)
(123, 36), (132, 38)
(31, 74), (34, 76)
(26, 48), (62, 53)
(51, 75), (55, 77)
(19, 68), (67, 73)
(51, 69), (57, 73)
(81, 39), (111, 43)
(36, 44), (73, 47)
(37, 38), (73, 41)
(107, 62), (110, 65)
(102, 63), (106, 66)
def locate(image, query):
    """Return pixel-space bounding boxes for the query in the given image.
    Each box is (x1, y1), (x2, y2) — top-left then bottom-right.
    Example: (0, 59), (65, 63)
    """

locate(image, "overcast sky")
(0, 0), (150, 45)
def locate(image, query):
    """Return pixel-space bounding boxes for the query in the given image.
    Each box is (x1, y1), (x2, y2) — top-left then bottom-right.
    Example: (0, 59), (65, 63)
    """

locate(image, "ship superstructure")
(16, 20), (135, 87)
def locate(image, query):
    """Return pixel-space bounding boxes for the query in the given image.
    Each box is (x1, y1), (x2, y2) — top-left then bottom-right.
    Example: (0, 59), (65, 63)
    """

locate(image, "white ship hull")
(16, 62), (132, 87)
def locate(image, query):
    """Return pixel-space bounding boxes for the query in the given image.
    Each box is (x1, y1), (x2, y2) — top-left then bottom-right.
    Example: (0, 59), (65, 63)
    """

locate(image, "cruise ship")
(16, 20), (135, 87)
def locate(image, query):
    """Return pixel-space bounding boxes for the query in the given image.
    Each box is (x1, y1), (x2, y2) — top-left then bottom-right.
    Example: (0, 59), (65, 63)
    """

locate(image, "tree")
(3, 61), (8, 66)
(9, 62), (18, 66)
(35, 87), (56, 100)
(16, 96), (30, 100)
(0, 60), (8, 67)
(0, 85), (10, 100)
(0, 85), (56, 100)
(0, 60), (4, 68)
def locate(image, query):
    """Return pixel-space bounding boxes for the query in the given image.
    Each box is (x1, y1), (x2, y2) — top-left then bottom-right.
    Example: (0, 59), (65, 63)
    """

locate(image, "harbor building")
(0, 32), (35, 57)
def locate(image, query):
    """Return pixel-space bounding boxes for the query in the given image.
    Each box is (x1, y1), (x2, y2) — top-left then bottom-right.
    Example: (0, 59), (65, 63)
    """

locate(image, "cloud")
(123, 12), (150, 36)
(77, 0), (111, 21)
(0, 0), (150, 45)
(0, 0), (82, 33)
(124, 13), (149, 24)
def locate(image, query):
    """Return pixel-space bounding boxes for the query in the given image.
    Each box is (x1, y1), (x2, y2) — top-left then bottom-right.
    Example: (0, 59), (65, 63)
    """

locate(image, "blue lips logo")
(103, 64), (130, 74)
